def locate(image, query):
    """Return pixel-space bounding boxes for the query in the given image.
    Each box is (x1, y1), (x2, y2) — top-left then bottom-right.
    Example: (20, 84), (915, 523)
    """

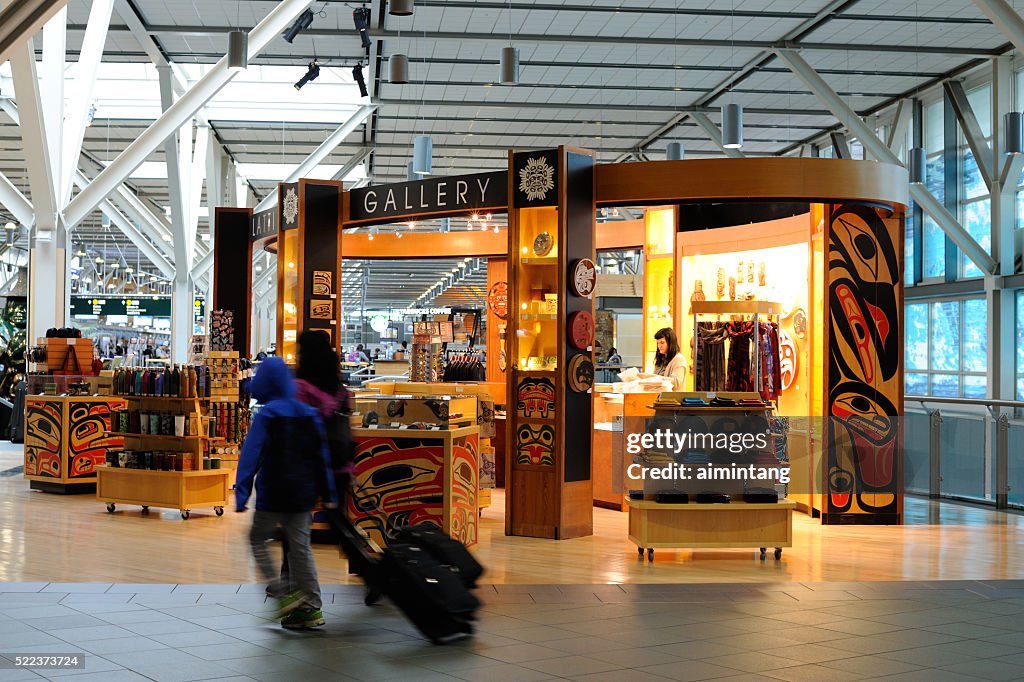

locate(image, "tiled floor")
(2, 581), (1024, 681)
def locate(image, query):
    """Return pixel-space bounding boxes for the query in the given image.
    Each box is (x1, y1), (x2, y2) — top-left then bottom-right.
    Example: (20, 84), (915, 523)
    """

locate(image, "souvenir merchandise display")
(209, 310), (235, 351)
(348, 394), (481, 547)
(690, 301), (783, 401)
(627, 390), (792, 562)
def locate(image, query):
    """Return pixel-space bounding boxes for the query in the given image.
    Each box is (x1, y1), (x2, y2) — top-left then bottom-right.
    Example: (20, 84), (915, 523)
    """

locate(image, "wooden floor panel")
(2, 457), (1023, 584)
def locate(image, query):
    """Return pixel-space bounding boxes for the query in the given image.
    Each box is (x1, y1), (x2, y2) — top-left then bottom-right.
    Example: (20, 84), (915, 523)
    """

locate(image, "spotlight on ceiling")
(294, 61), (320, 90)
(284, 9), (314, 44)
(353, 6), (372, 49)
(85, 103), (97, 127)
(352, 63), (369, 97)
(228, 30), (248, 71)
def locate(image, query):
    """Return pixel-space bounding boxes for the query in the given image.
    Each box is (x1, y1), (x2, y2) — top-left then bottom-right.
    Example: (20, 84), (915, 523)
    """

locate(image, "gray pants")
(249, 510), (322, 610)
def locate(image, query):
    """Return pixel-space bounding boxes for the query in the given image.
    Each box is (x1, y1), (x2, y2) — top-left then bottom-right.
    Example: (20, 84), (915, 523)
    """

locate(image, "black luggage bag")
(327, 510), (479, 643)
(389, 523), (484, 587)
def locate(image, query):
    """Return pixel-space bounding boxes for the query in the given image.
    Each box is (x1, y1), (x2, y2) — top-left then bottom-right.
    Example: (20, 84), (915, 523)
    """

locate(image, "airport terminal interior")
(2, 0), (1024, 680)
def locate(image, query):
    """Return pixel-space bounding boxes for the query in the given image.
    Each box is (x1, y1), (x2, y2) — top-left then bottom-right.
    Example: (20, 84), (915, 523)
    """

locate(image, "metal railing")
(905, 395), (1024, 509)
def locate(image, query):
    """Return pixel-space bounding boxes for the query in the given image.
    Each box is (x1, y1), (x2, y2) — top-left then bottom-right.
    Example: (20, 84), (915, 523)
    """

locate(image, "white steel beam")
(64, 0), (317, 230)
(187, 122), (209, 261)
(113, 0), (187, 97)
(775, 47), (998, 275)
(10, 39), (58, 226)
(331, 147), (372, 182)
(974, 0), (1024, 57)
(690, 112), (745, 158)
(253, 104), (377, 213)
(886, 98), (912, 154)
(0, 0), (69, 66)
(0, 172), (33, 226)
(41, 6), (64, 194)
(97, 197), (175, 278)
(193, 249), (213, 280)
(60, 0), (114, 205)
(944, 79), (995, 190)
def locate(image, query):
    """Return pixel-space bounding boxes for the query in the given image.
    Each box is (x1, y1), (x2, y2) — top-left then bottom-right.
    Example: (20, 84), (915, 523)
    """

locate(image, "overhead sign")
(349, 171), (508, 223)
(71, 297), (205, 318)
(250, 206), (278, 243)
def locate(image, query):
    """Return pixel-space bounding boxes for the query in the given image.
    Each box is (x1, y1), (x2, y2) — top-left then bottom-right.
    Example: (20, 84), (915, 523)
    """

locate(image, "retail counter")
(24, 395), (126, 493)
(349, 424), (480, 548)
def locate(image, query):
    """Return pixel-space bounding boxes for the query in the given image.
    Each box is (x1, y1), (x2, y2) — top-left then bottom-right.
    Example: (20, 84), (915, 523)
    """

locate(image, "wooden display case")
(96, 468), (230, 519)
(506, 146), (596, 539)
(349, 424), (480, 548)
(24, 396), (126, 493)
(592, 392), (657, 510)
(99, 395), (228, 519)
(627, 498), (795, 561)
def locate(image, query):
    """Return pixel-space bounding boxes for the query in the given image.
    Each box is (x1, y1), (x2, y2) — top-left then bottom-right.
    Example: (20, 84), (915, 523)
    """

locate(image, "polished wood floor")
(2, 446), (1023, 584)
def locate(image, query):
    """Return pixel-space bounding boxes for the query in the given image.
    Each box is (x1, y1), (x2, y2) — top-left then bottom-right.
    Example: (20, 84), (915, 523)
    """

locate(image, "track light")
(294, 61), (320, 90)
(284, 9), (314, 44)
(352, 63), (368, 97)
(353, 7), (372, 49)
(228, 30), (248, 71)
(390, 0), (414, 15)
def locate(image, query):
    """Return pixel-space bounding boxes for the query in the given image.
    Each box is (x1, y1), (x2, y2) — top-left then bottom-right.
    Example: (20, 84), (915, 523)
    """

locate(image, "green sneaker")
(282, 607), (325, 629)
(275, 591), (305, 618)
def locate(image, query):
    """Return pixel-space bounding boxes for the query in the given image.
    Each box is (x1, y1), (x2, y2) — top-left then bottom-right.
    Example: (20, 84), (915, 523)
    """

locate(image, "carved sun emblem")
(282, 187), (299, 224)
(518, 156), (554, 201)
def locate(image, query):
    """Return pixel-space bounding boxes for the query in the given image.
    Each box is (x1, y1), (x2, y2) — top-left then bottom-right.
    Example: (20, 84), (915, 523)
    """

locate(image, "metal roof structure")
(0, 0), (1017, 308)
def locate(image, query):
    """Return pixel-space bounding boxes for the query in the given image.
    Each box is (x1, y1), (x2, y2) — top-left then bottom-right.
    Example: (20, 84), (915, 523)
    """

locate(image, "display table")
(627, 498), (795, 561)
(372, 359), (410, 377)
(24, 395), (126, 493)
(96, 467), (230, 519)
(349, 424), (479, 548)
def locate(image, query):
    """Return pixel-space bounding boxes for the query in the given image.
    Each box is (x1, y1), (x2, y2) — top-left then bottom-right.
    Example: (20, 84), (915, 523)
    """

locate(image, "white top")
(654, 352), (687, 391)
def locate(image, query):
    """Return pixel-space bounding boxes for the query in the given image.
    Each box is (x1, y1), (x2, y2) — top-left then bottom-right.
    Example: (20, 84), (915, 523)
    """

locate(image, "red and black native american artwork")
(516, 376), (555, 420)
(825, 204), (902, 521)
(68, 401), (123, 478)
(25, 399), (62, 478)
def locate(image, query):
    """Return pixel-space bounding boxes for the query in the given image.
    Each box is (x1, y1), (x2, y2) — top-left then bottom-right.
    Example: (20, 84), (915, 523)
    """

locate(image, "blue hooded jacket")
(235, 357), (335, 512)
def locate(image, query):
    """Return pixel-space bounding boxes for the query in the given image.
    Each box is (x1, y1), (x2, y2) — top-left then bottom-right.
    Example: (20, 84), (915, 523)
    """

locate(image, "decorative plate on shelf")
(567, 353), (594, 393)
(570, 258), (597, 298)
(567, 310), (595, 350)
(793, 308), (808, 338)
(532, 232), (553, 257)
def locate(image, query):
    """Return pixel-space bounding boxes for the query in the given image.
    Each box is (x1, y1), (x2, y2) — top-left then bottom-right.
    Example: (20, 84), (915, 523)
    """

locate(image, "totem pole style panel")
(505, 146), (595, 539)
(823, 203), (903, 524)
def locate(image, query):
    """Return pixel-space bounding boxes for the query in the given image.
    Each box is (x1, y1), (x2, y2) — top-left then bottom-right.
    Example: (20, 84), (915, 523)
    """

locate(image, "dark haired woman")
(653, 327), (687, 390)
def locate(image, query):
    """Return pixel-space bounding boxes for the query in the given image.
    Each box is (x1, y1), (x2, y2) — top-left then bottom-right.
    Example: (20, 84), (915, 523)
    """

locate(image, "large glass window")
(1017, 291), (1024, 401)
(904, 297), (988, 397)
(923, 99), (946, 279)
(960, 85), (992, 280)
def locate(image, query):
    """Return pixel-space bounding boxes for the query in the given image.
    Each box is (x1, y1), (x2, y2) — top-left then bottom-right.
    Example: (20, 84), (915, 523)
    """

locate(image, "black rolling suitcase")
(389, 523), (484, 587)
(381, 544), (479, 643)
(328, 510), (480, 643)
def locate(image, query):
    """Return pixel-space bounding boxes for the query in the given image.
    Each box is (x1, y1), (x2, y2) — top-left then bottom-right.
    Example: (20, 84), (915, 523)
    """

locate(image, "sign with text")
(71, 297), (205, 318)
(250, 207), (278, 243)
(349, 171), (508, 223)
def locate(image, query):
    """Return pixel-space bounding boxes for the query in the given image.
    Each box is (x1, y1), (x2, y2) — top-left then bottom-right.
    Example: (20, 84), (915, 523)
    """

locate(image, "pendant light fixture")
(407, 161), (417, 181)
(908, 146), (926, 184)
(499, 0), (519, 85)
(390, 54), (409, 84)
(722, 103), (743, 149)
(228, 30), (248, 71)
(499, 46), (519, 86)
(389, 0), (414, 16)
(1004, 112), (1023, 155)
(666, 142), (684, 160)
(413, 134), (432, 175)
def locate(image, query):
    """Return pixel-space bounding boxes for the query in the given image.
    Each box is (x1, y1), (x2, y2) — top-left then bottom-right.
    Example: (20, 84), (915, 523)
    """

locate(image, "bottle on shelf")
(162, 366), (172, 397)
(189, 365), (198, 398)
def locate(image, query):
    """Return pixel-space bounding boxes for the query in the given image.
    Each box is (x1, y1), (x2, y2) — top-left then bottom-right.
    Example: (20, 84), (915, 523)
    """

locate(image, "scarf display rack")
(691, 300), (781, 396)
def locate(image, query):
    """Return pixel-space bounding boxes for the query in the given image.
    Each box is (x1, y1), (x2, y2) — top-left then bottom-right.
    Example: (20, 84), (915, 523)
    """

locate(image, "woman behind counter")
(651, 326), (686, 390)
